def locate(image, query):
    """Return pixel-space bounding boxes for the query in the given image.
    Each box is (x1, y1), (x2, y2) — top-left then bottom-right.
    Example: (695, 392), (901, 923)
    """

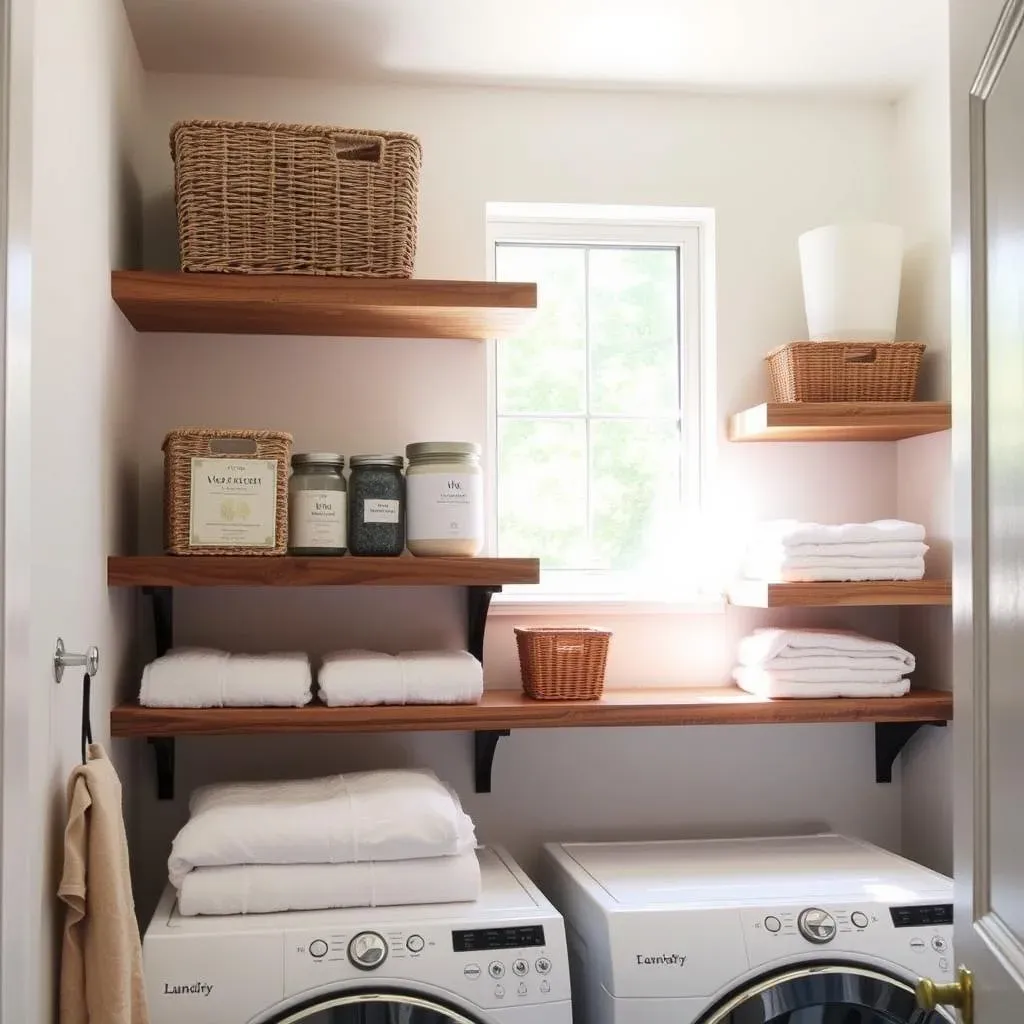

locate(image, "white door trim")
(0, 0), (35, 1019)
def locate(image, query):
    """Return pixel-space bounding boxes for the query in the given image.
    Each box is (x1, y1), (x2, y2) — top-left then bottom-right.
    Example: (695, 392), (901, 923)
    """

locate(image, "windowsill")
(490, 591), (726, 616)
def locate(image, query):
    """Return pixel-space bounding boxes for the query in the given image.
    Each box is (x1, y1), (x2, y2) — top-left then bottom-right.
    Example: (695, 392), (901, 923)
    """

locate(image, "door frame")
(0, 0), (35, 1019)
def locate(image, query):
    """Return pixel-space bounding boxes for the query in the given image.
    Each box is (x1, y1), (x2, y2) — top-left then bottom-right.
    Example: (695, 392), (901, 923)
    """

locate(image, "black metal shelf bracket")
(875, 721), (946, 783)
(143, 586), (176, 800)
(474, 730), (510, 793)
(466, 585), (501, 662)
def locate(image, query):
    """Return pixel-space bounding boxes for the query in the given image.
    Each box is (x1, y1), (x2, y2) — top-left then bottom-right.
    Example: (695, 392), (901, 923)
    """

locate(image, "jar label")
(363, 498), (401, 524)
(407, 472), (484, 541)
(189, 458), (278, 548)
(290, 490), (346, 549)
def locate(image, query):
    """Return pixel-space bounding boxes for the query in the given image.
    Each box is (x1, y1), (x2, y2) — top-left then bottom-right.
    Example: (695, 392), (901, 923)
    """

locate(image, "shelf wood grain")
(107, 555), (540, 588)
(729, 402), (951, 442)
(728, 579), (952, 608)
(110, 687), (953, 737)
(111, 272), (537, 340)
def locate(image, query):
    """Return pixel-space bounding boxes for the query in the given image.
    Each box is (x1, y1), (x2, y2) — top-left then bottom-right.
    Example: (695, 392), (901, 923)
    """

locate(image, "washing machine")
(143, 847), (571, 1024)
(540, 833), (955, 1024)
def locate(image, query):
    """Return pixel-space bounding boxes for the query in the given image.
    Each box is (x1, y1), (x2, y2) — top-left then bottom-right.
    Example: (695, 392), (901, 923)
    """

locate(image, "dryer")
(541, 833), (954, 1024)
(144, 847), (571, 1024)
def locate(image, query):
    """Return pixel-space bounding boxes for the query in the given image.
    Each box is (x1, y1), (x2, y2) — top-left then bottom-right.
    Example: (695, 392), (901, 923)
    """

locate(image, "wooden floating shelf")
(108, 555), (540, 588)
(728, 579), (952, 608)
(110, 687), (952, 738)
(729, 402), (951, 442)
(111, 271), (537, 340)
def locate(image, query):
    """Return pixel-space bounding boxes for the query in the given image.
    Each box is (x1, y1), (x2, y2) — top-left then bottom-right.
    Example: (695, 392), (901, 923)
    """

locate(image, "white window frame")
(485, 202), (720, 613)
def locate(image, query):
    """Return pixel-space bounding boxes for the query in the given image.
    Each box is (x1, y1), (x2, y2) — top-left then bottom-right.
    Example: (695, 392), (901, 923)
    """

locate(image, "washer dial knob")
(348, 931), (388, 970)
(798, 908), (837, 944)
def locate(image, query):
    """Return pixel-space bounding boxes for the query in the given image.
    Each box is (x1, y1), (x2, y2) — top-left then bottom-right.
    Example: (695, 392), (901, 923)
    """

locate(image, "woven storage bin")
(170, 120), (422, 277)
(515, 627), (611, 701)
(163, 428), (292, 556)
(766, 341), (925, 402)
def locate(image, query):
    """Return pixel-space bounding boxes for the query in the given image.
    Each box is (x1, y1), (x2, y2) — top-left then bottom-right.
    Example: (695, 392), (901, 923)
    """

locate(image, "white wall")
(128, 75), (921, 915)
(25, 0), (143, 1018)
(892, 24), (954, 875)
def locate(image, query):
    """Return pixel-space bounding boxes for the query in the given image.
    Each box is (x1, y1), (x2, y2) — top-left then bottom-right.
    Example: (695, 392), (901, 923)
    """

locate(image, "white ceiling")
(124, 0), (945, 97)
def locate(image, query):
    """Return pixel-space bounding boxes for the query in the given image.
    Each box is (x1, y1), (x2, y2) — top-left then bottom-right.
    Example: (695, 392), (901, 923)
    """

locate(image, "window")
(487, 204), (714, 602)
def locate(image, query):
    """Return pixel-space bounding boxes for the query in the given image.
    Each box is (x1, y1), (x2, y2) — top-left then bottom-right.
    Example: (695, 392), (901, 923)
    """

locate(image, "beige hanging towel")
(58, 743), (150, 1024)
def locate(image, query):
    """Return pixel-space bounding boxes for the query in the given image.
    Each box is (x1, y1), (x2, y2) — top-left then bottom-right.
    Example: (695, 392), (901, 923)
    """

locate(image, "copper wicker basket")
(514, 627), (611, 701)
(766, 341), (925, 402)
(163, 428), (292, 556)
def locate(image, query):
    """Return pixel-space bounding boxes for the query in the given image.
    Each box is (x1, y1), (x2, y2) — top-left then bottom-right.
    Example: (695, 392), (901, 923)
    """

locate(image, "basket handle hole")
(843, 346), (879, 364)
(334, 135), (384, 164)
(556, 644), (586, 655)
(208, 438), (260, 456)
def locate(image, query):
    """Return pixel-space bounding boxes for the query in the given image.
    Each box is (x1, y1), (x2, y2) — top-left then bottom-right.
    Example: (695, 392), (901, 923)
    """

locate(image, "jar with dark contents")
(347, 455), (406, 556)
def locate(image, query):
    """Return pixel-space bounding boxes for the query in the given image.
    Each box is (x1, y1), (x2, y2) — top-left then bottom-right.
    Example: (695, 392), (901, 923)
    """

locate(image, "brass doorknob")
(916, 966), (973, 1023)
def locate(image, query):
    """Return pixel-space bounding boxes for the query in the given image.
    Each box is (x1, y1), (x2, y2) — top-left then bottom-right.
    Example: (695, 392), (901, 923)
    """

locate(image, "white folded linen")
(750, 555), (924, 571)
(140, 649), (313, 708)
(176, 851), (482, 916)
(168, 769), (476, 887)
(750, 519), (926, 547)
(318, 650), (483, 707)
(734, 670), (911, 700)
(734, 666), (907, 685)
(771, 541), (929, 559)
(745, 558), (925, 583)
(738, 629), (916, 672)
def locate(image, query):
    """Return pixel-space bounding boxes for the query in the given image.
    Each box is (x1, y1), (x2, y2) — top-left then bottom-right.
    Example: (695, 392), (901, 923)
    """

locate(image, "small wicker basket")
(170, 119), (422, 277)
(766, 341), (925, 403)
(163, 428), (292, 556)
(515, 627), (611, 701)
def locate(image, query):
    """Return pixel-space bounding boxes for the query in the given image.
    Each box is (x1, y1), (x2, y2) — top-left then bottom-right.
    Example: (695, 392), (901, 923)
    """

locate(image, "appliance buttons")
(494, 985), (505, 1000)
(540, 980), (551, 994)
(348, 932), (388, 971)
(851, 912), (869, 929)
(512, 959), (529, 976)
(488, 961), (506, 979)
(464, 964), (481, 980)
(406, 935), (425, 954)
(309, 939), (328, 959)
(517, 982), (528, 997)
(797, 908), (837, 945)
(764, 916), (782, 933)
(910, 938), (926, 952)
(535, 957), (552, 975)
(931, 935), (949, 953)
(939, 957), (950, 972)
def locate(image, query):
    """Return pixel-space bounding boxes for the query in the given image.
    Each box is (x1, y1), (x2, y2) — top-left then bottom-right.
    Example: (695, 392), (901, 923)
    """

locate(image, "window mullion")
(584, 245), (593, 563)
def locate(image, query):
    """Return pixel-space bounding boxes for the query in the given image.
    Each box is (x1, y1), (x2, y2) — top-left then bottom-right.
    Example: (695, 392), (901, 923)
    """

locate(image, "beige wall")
(121, 74), (937, 916)
(27, 0), (143, 1017)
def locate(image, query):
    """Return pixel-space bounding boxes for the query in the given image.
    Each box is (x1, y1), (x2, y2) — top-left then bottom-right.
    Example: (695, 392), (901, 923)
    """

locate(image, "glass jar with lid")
(348, 455), (406, 557)
(405, 441), (484, 557)
(288, 453), (347, 555)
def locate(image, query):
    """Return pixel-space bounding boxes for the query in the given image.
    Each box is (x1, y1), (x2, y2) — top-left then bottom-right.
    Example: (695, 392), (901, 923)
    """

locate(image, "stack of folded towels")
(743, 519), (928, 583)
(168, 769), (481, 916)
(140, 649), (483, 708)
(734, 628), (915, 699)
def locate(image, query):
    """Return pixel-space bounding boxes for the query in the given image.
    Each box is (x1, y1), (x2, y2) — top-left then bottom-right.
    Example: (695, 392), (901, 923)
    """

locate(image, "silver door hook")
(53, 638), (100, 685)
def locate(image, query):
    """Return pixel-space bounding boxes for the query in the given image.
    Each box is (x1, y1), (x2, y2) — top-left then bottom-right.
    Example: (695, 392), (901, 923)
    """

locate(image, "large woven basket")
(163, 428), (292, 556)
(171, 120), (422, 277)
(515, 627), (611, 701)
(766, 341), (925, 402)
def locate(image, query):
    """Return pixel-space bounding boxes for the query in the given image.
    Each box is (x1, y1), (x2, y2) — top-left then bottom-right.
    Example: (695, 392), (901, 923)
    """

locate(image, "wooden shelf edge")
(727, 579), (952, 608)
(110, 687), (953, 737)
(107, 555), (540, 588)
(729, 402), (952, 442)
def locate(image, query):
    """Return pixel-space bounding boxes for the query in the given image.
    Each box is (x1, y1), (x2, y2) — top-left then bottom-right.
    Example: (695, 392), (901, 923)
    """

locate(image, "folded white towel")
(176, 851), (482, 917)
(734, 666), (907, 686)
(738, 629), (916, 672)
(140, 649), (312, 708)
(748, 554), (924, 572)
(734, 670), (912, 700)
(745, 558), (926, 583)
(318, 650), (483, 707)
(771, 541), (928, 559)
(751, 519), (926, 547)
(168, 769), (476, 888)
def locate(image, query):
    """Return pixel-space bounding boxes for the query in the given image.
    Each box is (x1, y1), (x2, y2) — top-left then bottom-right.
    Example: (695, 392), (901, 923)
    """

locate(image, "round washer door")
(263, 990), (487, 1024)
(699, 965), (956, 1024)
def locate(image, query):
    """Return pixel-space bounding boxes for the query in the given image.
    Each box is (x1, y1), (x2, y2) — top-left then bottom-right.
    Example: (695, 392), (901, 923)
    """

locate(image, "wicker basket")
(170, 120), (422, 277)
(514, 627), (611, 701)
(766, 341), (925, 403)
(163, 428), (292, 556)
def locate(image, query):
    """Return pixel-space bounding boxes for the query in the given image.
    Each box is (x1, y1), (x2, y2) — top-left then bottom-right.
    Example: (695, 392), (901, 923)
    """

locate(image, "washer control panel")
(348, 931), (388, 971)
(798, 907), (837, 944)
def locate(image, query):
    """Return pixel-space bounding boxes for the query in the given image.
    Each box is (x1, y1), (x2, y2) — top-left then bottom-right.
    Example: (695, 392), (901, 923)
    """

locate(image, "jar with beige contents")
(405, 441), (484, 557)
